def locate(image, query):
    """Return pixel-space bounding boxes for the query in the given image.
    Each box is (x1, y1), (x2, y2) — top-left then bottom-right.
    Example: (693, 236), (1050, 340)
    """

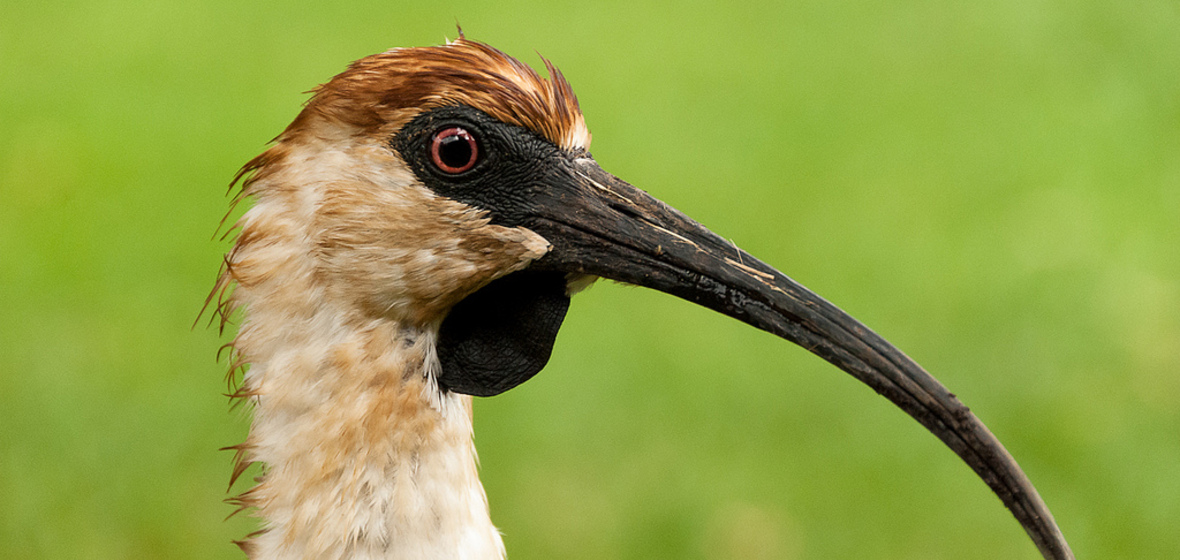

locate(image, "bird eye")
(430, 127), (479, 174)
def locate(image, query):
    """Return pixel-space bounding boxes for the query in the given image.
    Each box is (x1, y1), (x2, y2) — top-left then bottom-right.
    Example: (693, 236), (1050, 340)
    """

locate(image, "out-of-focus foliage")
(2, 1), (1176, 558)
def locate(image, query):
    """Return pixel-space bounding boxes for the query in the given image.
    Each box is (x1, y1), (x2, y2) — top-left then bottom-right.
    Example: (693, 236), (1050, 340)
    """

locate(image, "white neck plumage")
(220, 167), (510, 559)
(230, 296), (505, 560)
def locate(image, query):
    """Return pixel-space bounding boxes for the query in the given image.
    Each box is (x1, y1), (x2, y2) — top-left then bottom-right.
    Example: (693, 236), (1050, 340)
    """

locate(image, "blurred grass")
(2, 0), (1177, 558)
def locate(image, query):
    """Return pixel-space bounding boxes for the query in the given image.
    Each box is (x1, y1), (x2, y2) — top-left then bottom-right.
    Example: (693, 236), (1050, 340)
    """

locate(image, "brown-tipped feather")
(232, 528), (266, 557)
(221, 440), (258, 491)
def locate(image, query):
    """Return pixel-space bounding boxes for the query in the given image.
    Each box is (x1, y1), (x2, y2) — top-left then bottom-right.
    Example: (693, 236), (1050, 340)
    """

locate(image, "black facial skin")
(393, 105), (577, 229)
(392, 106), (579, 396)
(434, 269), (569, 396)
(391, 105), (1072, 560)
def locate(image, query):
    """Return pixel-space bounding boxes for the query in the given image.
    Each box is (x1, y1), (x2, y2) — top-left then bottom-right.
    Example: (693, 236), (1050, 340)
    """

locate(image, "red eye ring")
(430, 127), (479, 174)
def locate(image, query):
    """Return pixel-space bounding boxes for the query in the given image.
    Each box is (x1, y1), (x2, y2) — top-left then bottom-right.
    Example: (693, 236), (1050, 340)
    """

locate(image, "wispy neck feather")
(218, 155), (509, 559)
(237, 309), (504, 560)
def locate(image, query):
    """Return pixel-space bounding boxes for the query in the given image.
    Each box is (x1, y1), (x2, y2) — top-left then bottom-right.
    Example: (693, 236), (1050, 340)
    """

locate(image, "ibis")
(209, 36), (1073, 559)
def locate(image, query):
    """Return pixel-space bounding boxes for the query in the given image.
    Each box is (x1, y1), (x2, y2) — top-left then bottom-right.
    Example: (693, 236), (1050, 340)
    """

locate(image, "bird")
(209, 36), (1074, 560)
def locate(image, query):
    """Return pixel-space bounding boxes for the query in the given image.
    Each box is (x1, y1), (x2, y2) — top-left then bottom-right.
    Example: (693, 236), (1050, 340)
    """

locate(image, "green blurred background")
(2, 0), (1177, 558)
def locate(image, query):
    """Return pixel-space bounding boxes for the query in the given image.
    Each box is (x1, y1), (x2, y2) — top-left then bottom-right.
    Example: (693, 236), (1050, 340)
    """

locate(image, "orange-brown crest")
(285, 38), (590, 151)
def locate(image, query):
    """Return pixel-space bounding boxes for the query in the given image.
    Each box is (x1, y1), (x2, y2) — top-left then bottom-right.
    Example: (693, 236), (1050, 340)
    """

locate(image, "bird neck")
(231, 293), (505, 559)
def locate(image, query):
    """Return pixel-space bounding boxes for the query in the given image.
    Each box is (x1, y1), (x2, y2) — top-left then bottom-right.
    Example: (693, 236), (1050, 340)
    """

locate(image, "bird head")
(225, 38), (1070, 559)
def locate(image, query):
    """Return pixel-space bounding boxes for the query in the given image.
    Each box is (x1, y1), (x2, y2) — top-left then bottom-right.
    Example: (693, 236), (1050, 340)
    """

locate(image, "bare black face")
(393, 105), (1072, 560)
(393, 105), (580, 229)
(392, 106), (577, 396)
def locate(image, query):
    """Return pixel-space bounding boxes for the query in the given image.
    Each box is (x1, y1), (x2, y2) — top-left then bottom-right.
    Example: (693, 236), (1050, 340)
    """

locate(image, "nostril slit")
(608, 200), (658, 226)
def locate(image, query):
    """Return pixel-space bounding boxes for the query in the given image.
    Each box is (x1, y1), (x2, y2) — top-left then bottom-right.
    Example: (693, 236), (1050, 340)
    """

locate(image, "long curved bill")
(526, 157), (1073, 560)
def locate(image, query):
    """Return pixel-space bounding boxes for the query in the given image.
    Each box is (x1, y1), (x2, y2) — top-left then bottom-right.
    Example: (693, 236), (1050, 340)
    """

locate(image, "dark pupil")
(438, 135), (472, 168)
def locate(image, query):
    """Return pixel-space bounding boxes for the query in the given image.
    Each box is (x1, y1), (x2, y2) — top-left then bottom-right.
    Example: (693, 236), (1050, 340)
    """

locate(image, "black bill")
(518, 157), (1074, 560)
